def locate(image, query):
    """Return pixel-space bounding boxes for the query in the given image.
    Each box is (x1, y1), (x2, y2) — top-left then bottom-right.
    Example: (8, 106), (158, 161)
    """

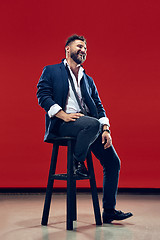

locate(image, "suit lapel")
(81, 74), (98, 118)
(60, 62), (69, 109)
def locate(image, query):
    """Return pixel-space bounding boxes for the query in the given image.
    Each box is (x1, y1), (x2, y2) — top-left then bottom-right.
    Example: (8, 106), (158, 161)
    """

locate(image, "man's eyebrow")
(77, 44), (87, 50)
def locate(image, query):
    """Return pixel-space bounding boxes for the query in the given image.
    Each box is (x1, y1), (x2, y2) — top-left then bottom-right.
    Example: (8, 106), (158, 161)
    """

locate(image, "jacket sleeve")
(90, 78), (106, 119)
(37, 66), (56, 113)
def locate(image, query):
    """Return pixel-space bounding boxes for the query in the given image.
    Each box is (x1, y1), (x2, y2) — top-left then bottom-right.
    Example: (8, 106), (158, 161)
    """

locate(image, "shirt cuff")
(48, 104), (62, 118)
(99, 117), (110, 127)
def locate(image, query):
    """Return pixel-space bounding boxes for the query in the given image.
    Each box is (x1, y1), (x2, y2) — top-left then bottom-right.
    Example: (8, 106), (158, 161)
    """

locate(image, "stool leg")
(67, 140), (74, 230)
(72, 179), (77, 221)
(72, 141), (77, 221)
(86, 151), (102, 226)
(41, 143), (59, 226)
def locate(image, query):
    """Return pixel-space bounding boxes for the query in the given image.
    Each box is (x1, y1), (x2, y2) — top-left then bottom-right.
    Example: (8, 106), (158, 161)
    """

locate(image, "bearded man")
(37, 34), (133, 223)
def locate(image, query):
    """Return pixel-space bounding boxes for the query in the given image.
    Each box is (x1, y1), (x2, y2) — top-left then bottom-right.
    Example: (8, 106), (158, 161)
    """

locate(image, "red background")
(0, 0), (160, 188)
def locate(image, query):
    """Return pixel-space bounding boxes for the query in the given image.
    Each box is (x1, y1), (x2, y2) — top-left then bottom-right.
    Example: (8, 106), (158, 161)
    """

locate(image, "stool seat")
(46, 136), (76, 145)
(41, 136), (102, 230)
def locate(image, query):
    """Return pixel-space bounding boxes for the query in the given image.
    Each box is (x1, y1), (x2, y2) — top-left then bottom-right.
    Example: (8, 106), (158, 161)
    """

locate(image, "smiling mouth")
(78, 53), (85, 58)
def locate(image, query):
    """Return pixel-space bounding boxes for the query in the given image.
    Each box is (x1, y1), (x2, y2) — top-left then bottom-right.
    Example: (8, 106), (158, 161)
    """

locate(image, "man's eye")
(77, 45), (87, 51)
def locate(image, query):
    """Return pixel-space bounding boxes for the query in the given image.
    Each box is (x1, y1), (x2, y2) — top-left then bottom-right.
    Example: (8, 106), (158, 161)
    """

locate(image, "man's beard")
(71, 50), (86, 64)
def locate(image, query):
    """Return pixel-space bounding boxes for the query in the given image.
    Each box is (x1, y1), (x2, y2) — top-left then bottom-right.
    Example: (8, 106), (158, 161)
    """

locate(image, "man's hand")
(102, 131), (112, 149)
(55, 110), (84, 122)
(63, 112), (84, 122)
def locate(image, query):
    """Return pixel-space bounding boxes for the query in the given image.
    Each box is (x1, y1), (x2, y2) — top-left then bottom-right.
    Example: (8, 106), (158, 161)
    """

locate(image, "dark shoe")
(74, 161), (89, 177)
(103, 209), (133, 223)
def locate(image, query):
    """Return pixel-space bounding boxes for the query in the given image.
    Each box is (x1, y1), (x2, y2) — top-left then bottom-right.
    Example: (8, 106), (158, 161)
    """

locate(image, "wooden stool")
(41, 136), (102, 230)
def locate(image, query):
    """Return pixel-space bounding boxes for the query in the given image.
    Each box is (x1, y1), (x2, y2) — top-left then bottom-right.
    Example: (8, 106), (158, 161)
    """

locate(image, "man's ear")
(65, 45), (70, 53)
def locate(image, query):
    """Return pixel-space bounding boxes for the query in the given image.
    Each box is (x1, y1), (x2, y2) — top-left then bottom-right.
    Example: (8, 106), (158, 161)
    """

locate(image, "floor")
(0, 193), (160, 240)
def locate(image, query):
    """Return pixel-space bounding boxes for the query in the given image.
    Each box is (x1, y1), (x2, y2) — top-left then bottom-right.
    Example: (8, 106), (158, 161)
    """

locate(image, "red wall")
(1, 0), (160, 188)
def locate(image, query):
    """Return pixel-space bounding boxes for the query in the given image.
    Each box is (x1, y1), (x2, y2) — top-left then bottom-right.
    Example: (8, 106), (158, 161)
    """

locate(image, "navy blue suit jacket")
(37, 60), (106, 142)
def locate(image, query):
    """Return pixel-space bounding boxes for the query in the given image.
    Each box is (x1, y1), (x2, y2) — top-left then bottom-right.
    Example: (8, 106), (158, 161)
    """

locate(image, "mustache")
(77, 50), (86, 56)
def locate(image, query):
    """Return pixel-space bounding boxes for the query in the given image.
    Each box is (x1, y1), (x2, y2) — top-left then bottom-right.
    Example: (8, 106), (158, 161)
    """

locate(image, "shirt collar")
(63, 59), (84, 72)
(63, 59), (84, 85)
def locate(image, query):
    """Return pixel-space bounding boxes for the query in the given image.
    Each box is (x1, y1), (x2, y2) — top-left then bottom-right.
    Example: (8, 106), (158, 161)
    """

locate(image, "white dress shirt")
(48, 59), (110, 126)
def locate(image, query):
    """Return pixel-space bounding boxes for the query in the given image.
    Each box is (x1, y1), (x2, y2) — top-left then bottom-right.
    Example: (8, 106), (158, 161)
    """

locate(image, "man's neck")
(66, 58), (80, 79)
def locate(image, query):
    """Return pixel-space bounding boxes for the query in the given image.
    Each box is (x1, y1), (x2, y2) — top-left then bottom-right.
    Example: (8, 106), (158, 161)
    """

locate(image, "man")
(37, 34), (133, 223)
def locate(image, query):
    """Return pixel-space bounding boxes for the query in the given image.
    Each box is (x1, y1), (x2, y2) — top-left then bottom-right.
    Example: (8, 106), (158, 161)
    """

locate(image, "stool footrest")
(52, 173), (90, 180)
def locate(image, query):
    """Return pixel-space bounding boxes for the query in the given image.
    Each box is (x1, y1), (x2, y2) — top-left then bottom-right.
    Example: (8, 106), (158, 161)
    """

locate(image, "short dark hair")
(65, 34), (87, 47)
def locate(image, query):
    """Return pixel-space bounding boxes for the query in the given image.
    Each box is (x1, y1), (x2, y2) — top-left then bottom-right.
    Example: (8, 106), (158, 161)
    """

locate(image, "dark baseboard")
(118, 188), (160, 195)
(0, 188), (160, 194)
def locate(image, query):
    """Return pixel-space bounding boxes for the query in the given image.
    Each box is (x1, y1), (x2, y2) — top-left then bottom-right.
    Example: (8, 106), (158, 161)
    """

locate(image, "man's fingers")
(76, 113), (84, 116)
(104, 139), (112, 149)
(71, 113), (83, 118)
(69, 116), (78, 121)
(104, 143), (111, 149)
(67, 114), (81, 122)
(102, 134), (112, 149)
(102, 135), (105, 144)
(69, 118), (76, 121)
(65, 113), (84, 122)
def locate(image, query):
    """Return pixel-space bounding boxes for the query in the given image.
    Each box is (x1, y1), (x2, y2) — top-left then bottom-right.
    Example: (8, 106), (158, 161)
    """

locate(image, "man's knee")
(84, 117), (101, 133)
(101, 146), (121, 171)
(103, 155), (121, 173)
(114, 155), (121, 171)
(111, 153), (121, 171)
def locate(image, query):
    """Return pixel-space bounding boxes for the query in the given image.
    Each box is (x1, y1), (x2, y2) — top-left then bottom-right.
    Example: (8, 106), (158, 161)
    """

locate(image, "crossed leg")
(58, 115), (120, 209)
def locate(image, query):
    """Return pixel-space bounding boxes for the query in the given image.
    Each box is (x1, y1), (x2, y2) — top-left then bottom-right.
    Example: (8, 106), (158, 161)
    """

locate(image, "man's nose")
(81, 47), (86, 53)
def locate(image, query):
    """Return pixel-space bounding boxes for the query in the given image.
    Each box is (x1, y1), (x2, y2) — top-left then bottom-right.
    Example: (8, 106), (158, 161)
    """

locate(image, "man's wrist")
(103, 129), (111, 134)
(102, 124), (109, 130)
(102, 125), (111, 134)
(55, 109), (67, 121)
